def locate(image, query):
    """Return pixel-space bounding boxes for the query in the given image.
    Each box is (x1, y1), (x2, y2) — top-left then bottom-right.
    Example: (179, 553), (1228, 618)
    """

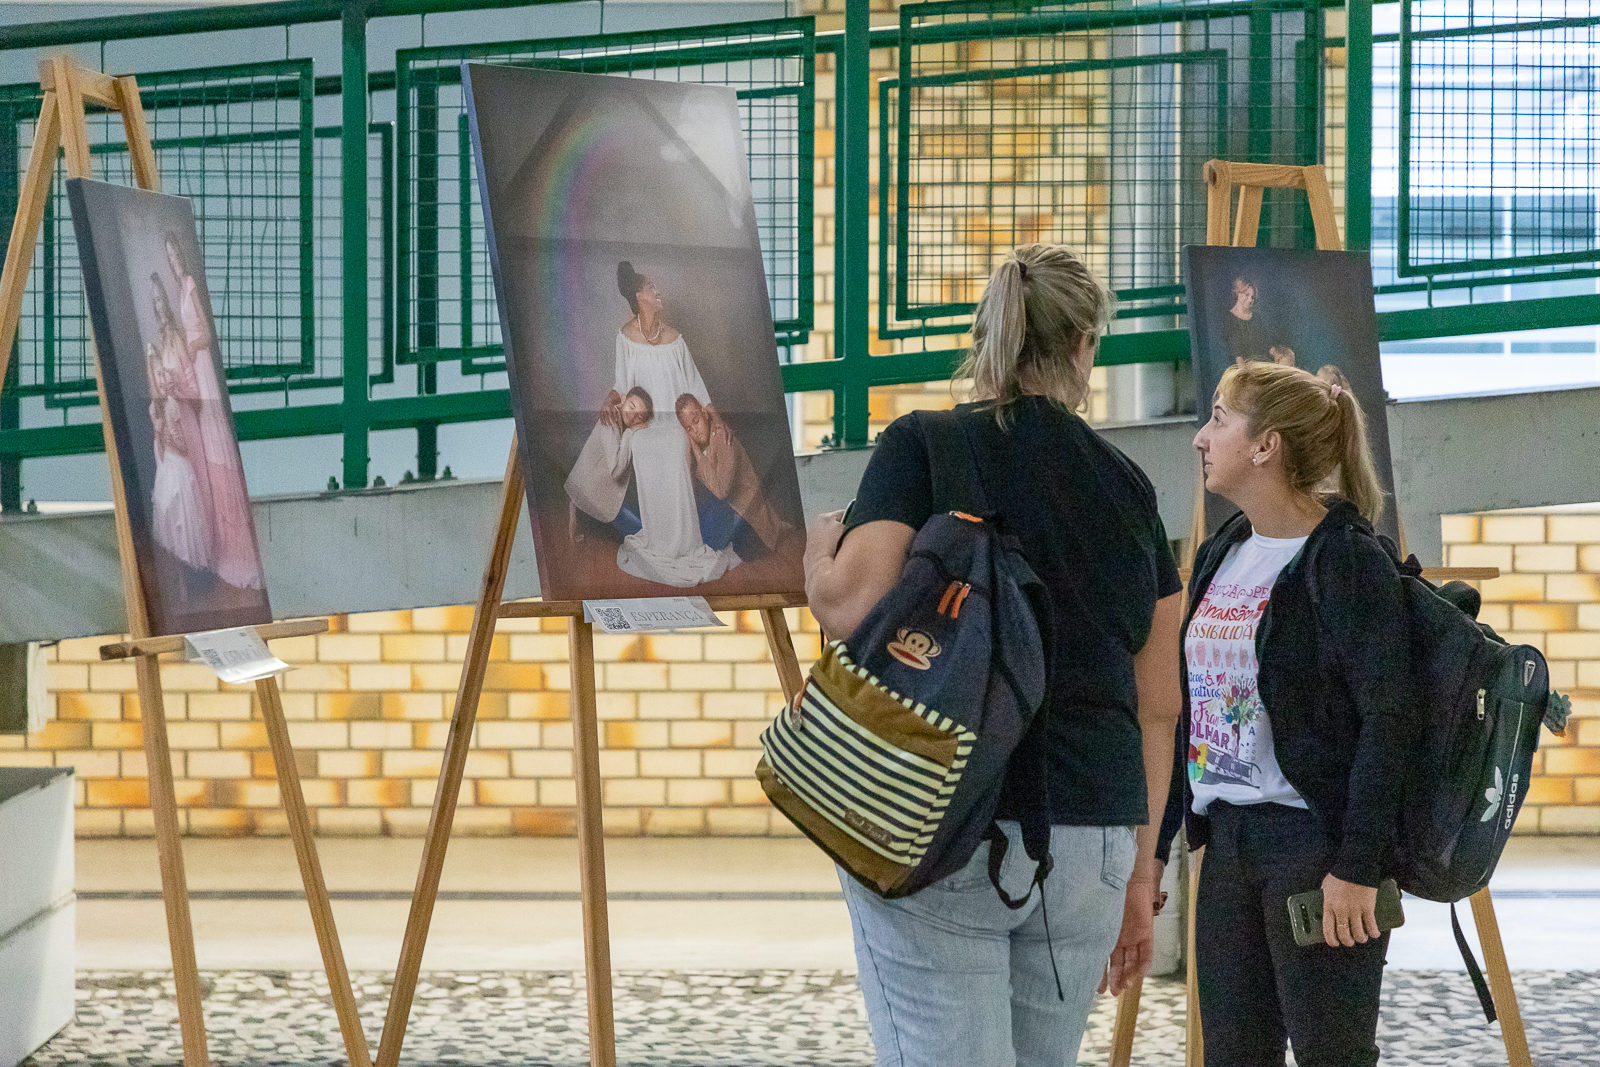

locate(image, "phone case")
(1287, 878), (1405, 947)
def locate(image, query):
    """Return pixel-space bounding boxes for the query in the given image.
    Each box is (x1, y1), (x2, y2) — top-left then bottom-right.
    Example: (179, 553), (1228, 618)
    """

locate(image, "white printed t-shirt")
(1185, 530), (1309, 814)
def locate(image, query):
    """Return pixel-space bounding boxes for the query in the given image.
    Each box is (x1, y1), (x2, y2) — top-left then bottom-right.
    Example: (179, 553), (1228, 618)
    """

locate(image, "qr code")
(592, 606), (632, 632)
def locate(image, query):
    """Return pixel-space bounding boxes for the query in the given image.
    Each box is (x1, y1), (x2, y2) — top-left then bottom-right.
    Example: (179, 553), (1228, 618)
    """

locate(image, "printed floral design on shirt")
(1185, 580), (1274, 790)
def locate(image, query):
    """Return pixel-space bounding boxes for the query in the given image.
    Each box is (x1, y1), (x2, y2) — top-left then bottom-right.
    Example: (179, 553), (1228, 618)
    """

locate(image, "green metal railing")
(1, 0), (1599, 508)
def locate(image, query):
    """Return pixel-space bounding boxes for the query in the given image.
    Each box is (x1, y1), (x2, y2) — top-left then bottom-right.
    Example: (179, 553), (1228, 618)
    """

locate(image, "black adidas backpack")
(1316, 530), (1557, 1022)
(757, 408), (1054, 901)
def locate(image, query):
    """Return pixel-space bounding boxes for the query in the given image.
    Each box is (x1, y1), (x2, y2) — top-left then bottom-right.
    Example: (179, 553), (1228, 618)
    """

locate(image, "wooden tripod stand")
(0, 56), (371, 1067)
(1107, 160), (1534, 1067)
(373, 440), (808, 1067)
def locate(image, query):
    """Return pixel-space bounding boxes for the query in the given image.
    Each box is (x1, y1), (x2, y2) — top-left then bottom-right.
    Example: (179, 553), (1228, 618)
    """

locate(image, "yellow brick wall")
(0, 608), (819, 838)
(1442, 508), (1600, 834)
(5, 507), (1599, 837)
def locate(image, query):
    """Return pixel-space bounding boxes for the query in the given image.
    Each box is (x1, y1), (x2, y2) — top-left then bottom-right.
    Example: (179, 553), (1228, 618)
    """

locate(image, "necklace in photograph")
(639, 317), (664, 343)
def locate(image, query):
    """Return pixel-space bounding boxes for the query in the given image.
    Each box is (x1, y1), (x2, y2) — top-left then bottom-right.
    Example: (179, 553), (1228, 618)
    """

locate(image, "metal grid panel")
(0, 60), (316, 405)
(1399, 0), (1600, 277)
(395, 17), (815, 373)
(307, 121), (397, 391)
(885, 0), (1337, 339)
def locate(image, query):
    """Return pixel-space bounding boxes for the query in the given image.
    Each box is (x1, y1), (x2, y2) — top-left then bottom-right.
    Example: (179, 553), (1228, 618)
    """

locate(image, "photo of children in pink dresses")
(67, 178), (273, 635)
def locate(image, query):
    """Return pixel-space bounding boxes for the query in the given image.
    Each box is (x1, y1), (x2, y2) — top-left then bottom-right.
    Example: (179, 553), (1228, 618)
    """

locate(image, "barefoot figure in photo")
(567, 260), (740, 587)
(565, 386), (655, 544)
(677, 393), (795, 558)
(166, 232), (264, 591)
(145, 342), (212, 597)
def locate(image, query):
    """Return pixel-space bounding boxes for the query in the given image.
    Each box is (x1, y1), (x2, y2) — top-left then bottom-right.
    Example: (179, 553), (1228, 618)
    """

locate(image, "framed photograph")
(67, 178), (271, 636)
(464, 63), (806, 601)
(1184, 245), (1400, 545)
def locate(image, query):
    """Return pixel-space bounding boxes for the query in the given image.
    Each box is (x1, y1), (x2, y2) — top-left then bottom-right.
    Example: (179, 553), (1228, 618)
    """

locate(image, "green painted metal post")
(341, 0), (372, 488)
(1345, 0), (1372, 250)
(838, 0), (872, 447)
(0, 108), (20, 513)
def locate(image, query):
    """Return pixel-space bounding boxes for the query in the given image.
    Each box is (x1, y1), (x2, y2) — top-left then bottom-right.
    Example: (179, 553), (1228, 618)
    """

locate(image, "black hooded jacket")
(1155, 499), (1415, 887)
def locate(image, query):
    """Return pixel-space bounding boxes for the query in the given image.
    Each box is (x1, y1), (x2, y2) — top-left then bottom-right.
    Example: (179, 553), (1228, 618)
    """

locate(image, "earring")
(1252, 453), (1265, 466)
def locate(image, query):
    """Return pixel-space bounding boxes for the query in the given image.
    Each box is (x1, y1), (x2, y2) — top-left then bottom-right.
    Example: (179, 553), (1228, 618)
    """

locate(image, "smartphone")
(1287, 877), (1405, 947)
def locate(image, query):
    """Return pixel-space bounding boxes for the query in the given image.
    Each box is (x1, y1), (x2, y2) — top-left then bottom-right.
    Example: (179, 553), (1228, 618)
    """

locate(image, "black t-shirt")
(1222, 311), (1274, 364)
(845, 397), (1182, 827)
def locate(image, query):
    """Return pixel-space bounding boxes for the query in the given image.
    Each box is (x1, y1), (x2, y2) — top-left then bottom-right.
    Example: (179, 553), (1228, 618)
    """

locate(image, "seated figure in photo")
(677, 393), (795, 558)
(565, 386), (654, 543)
(1224, 276), (1296, 367)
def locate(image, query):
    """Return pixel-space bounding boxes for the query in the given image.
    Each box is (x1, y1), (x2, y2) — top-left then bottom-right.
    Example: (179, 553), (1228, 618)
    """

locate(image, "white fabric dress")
(151, 396), (214, 570)
(607, 331), (739, 586)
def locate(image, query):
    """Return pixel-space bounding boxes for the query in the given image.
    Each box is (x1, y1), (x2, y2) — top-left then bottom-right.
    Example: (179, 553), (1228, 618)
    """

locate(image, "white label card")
(184, 627), (292, 684)
(583, 597), (727, 634)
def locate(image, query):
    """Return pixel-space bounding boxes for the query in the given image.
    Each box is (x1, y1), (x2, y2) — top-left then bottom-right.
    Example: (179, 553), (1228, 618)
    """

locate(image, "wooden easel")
(374, 441), (807, 1067)
(1108, 160), (1533, 1067)
(0, 57), (372, 1067)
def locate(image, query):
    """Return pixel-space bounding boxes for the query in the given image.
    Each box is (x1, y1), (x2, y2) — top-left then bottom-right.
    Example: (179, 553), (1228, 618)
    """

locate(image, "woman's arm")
(1318, 534), (1414, 945)
(803, 513), (915, 639)
(1104, 589), (1185, 994)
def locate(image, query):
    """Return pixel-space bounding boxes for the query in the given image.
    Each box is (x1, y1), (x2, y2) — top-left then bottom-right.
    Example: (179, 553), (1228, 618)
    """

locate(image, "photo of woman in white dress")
(563, 261), (741, 587)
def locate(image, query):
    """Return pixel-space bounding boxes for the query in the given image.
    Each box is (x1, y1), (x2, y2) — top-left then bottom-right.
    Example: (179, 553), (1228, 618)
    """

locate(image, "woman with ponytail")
(1154, 361), (1410, 1066)
(805, 245), (1185, 1065)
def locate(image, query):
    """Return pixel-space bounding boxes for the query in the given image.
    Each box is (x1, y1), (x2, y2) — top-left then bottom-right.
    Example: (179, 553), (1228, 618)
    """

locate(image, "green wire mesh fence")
(1397, 0), (1600, 280)
(393, 17), (815, 376)
(880, 0), (1342, 344)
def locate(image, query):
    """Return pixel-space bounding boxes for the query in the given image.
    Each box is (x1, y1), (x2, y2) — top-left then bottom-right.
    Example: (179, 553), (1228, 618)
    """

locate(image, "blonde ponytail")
(956, 243), (1114, 426)
(1217, 361), (1387, 524)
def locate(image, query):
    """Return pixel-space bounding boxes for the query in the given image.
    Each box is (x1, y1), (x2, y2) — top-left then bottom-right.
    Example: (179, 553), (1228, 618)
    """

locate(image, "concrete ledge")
(4, 385), (1598, 643)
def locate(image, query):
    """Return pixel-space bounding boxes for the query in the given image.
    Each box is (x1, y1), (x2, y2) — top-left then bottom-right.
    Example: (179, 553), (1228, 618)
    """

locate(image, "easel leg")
(569, 616), (617, 1067)
(1469, 888), (1534, 1067)
(1108, 980), (1141, 1067)
(376, 445), (525, 1067)
(137, 653), (210, 1067)
(758, 606), (804, 706)
(257, 676), (372, 1067)
(1185, 846), (1203, 1067)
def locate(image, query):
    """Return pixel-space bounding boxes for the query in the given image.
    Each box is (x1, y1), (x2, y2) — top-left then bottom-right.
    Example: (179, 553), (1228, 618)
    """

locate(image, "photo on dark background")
(1184, 245), (1400, 545)
(67, 178), (271, 636)
(464, 63), (805, 601)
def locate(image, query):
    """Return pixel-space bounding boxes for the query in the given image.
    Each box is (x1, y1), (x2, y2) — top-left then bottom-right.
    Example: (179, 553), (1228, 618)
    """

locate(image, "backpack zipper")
(1477, 688), (1486, 722)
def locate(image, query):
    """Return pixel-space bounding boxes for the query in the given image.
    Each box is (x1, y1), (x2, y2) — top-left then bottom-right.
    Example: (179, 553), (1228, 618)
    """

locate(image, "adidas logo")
(1480, 766), (1503, 824)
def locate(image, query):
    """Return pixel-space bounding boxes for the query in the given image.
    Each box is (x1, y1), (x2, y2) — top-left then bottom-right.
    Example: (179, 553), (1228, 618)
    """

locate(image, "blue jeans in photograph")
(839, 821), (1136, 1067)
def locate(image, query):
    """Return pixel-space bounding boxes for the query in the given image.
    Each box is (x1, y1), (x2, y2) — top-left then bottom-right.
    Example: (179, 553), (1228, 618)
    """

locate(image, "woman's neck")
(636, 310), (661, 340)
(1235, 483), (1327, 539)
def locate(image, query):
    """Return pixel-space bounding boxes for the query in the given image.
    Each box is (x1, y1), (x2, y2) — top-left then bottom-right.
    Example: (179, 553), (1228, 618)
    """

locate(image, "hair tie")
(1017, 262), (1028, 281)
(1330, 383), (1343, 399)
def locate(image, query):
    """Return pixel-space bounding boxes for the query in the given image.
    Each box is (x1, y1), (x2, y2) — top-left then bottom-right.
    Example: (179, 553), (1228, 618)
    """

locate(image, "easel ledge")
(99, 618), (330, 659)
(499, 591), (806, 618)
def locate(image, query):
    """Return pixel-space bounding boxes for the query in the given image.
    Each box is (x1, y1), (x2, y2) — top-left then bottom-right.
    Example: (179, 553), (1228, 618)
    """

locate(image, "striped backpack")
(756, 409), (1054, 900)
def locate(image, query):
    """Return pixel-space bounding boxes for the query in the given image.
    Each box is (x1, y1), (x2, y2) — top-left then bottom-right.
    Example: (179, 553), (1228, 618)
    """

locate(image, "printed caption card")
(184, 626), (292, 684)
(583, 597), (727, 634)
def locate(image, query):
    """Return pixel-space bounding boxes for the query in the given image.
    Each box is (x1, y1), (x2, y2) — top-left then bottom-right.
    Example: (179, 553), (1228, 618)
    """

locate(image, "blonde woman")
(805, 244), (1184, 1066)
(1155, 361), (1407, 1066)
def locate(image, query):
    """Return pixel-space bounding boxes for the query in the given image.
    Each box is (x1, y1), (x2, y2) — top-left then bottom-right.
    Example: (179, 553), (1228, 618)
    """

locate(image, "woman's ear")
(1253, 430), (1282, 467)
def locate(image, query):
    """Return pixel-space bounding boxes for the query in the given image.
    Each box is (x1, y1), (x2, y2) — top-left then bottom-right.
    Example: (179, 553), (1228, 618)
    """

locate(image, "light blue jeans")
(840, 822), (1136, 1067)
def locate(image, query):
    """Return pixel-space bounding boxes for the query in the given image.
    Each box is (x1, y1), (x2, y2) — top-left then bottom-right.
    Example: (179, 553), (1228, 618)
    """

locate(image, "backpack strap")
(913, 408), (995, 519)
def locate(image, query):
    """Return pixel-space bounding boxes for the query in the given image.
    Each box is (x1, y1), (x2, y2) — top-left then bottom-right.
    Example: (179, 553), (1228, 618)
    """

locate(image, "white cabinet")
(0, 768), (74, 1067)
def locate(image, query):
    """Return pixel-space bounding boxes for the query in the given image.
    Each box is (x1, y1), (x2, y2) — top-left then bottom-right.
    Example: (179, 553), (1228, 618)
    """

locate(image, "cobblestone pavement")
(23, 969), (1600, 1066)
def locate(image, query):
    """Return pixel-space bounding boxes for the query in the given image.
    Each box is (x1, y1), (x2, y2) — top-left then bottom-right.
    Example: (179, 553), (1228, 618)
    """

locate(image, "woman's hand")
(1100, 861), (1167, 995)
(1321, 872), (1379, 947)
(804, 510), (847, 572)
(600, 390), (623, 428)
